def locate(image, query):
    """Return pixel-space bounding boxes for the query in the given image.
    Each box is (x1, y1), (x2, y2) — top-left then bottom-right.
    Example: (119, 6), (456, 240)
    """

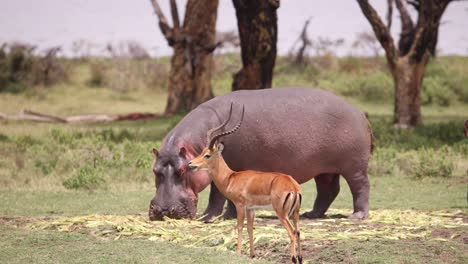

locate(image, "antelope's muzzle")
(187, 161), (198, 171)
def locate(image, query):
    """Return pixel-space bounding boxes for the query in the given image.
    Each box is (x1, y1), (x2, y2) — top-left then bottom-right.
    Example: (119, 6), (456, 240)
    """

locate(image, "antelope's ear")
(179, 147), (187, 158)
(216, 142), (225, 153)
(152, 148), (159, 157)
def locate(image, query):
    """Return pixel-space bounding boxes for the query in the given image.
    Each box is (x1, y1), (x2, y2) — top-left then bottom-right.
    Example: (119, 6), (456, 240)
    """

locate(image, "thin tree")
(231, 0), (279, 91)
(288, 18), (313, 66)
(356, 0), (452, 127)
(149, 0), (219, 115)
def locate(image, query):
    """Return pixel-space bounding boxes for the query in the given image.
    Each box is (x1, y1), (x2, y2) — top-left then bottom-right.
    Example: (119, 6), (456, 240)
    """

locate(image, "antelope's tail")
(282, 192), (302, 218)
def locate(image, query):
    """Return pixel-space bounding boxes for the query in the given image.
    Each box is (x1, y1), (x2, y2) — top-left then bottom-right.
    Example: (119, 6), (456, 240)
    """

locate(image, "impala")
(188, 104), (303, 264)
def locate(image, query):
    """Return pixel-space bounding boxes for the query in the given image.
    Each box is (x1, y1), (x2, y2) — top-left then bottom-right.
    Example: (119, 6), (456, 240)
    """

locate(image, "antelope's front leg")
(235, 204), (246, 254)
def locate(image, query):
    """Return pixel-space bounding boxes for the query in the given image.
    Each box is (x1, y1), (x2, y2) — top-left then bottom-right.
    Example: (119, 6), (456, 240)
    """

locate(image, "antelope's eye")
(203, 154), (211, 159)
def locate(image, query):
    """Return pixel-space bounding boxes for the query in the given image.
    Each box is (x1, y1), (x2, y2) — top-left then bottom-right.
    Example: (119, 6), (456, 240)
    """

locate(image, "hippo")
(149, 87), (374, 221)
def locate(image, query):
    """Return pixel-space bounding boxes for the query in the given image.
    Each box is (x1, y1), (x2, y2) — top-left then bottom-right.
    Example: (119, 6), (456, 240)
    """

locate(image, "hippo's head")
(149, 146), (210, 221)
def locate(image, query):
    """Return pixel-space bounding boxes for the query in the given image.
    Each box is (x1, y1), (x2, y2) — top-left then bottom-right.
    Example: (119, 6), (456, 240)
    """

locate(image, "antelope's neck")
(209, 155), (235, 191)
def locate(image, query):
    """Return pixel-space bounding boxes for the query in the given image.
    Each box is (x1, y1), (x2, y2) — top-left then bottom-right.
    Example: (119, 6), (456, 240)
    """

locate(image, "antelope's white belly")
(247, 204), (273, 210)
(244, 194), (272, 210)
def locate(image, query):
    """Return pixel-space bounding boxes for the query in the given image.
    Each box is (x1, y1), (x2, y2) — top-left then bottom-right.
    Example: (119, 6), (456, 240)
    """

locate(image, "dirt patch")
(0, 216), (33, 227)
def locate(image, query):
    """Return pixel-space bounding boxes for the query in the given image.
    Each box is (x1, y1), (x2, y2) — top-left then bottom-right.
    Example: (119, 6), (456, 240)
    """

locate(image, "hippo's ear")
(178, 147), (187, 158)
(216, 142), (224, 153)
(152, 148), (159, 157)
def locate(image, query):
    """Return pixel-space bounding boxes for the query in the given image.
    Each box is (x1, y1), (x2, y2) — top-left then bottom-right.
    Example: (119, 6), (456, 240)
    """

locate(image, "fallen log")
(0, 109), (161, 124)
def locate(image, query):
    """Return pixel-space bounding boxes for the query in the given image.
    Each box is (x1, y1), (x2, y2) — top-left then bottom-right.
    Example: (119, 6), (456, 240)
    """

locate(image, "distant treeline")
(1, 41), (467, 107)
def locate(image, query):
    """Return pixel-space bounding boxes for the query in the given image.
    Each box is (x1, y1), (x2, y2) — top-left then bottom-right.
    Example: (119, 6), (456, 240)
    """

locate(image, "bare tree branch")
(395, 0), (415, 55)
(407, 0), (452, 62)
(170, 0), (180, 28)
(387, 0), (394, 29)
(294, 17), (313, 65)
(396, 0), (414, 30)
(356, 0), (398, 69)
(149, 0), (174, 43)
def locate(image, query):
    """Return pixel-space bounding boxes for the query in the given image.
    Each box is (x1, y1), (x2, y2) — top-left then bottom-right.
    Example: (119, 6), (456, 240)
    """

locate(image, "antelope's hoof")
(291, 256), (298, 264)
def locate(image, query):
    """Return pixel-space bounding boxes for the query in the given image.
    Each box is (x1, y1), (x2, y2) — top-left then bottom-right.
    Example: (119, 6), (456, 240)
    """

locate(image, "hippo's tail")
(364, 112), (375, 154)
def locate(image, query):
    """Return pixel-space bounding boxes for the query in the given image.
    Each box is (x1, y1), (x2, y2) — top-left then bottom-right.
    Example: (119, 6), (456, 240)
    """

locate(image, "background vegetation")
(0, 52), (467, 263)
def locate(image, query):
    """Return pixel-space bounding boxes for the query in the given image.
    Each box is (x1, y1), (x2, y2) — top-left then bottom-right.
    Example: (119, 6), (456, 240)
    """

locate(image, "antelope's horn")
(208, 105), (244, 150)
(206, 103), (233, 145)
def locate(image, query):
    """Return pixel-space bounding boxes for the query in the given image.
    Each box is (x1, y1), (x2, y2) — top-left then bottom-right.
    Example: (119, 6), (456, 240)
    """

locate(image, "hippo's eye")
(203, 154), (211, 159)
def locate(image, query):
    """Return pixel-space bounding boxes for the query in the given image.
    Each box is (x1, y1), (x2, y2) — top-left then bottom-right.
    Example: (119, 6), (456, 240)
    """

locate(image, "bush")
(88, 62), (105, 87)
(63, 165), (106, 190)
(446, 75), (468, 103)
(355, 71), (393, 101)
(86, 59), (168, 91)
(0, 43), (68, 93)
(422, 76), (457, 106)
(368, 147), (398, 176)
(330, 71), (393, 102)
(395, 148), (455, 179)
(370, 119), (466, 150)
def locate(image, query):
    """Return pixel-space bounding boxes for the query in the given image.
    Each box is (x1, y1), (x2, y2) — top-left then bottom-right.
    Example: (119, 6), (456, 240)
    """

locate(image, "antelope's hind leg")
(276, 210), (298, 264)
(246, 208), (255, 258)
(293, 208), (302, 264)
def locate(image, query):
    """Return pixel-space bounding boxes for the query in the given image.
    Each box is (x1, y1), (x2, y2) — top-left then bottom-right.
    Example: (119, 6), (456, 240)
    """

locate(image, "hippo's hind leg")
(302, 173), (340, 219)
(342, 169), (369, 220)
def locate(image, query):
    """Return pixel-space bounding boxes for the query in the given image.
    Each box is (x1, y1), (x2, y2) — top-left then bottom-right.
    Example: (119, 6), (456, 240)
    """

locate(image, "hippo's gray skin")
(149, 87), (373, 221)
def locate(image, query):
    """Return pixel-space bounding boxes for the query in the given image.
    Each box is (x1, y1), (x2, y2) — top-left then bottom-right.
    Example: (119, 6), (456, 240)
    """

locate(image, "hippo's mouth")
(148, 203), (197, 221)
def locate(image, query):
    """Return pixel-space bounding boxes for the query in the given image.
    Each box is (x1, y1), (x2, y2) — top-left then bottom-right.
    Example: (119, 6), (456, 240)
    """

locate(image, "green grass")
(0, 225), (268, 264)
(0, 176), (466, 218)
(1, 55), (467, 263)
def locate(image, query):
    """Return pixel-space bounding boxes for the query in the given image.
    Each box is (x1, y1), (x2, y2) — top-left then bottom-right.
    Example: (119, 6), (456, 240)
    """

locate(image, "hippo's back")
(200, 87), (372, 183)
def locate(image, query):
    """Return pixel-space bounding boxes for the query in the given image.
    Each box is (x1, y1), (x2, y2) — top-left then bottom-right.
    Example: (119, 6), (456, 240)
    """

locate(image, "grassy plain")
(0, 55), (467, 263)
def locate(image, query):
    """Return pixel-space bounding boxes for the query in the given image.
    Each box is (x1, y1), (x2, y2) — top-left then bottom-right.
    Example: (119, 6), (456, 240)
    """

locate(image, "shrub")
(0, 43), (68, 93)
(88, 62), (105, 87)
(422, 76), (457, 106)
(63, 164), (106, 190)
(368, 147), (398, 176)
(415, 148), (454, 178)
(332, 71), (393, 102)
(395, 148), (455, 179)
(446, 75), (468, 103)
(86, 59), (168, 91)
(34, 159), (58, 175)
(356, 71), (393, 101)
(370, 119), (466, 150)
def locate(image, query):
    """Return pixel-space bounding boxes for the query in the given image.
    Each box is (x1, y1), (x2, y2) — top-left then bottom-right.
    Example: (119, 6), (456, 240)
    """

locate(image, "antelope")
(188, 104), (303, 264)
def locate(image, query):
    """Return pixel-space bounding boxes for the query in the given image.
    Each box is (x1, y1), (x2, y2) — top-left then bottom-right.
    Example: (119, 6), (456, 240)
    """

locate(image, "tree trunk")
(164, 0), (218, 115)
(232, 0), (279, 91)
(356, 0), (452, 128)
(392, 55), (429, 128)
(149, 0), (218, 115)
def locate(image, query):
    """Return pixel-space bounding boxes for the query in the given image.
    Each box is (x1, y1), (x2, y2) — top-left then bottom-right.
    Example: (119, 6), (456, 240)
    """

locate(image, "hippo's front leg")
(223, 200), (237, 219)
(302, 173), (340, 219)
(201, 182), (227, 222)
